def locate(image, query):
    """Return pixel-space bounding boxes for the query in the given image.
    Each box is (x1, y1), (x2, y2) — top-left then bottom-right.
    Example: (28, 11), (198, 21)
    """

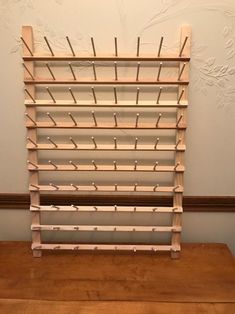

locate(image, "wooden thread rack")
(22, 25), (191, 258)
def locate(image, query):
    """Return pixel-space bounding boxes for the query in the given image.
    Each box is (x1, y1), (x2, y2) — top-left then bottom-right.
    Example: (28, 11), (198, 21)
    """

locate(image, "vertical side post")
(22, 26), (42, 257)
(171, 25), (191, 259)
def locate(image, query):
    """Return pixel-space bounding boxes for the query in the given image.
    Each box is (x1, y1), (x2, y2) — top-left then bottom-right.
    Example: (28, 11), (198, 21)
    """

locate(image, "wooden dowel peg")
(114, 37), (118, 56)
(113, 160), (117, 170)
(44, 36), (54, 56)
(153, 184), (159, 191)
(27, 160), (38, 169)
(91, 37), (96, 56)
(134, 160), (138, 171)
(21, 36), (33, 56)
(157, 36), (164, 57)
(68, 112), (77, 126)
(114, 205), (117, 211)
(47, 136), (57, 147)
(91, 110), (97, 126)
(69, 160), (78, 169)
(178, 62), (186, 80)
(92, 160), (97, 170)
(22, 63), (34, 80)
(24, 88), (36, 103)
(114, 62), (118, 80)
(176, 114), (183, 127)
(31, 205), (41, 209)
(92, 61), (97, 80)
(91, 136), (97, 148)
(69, 63), (76, 80)
(68, 87), (77, 103)
(137, 37), (140, 57)
(27, 137), (37, 147)
(25, 112), (36, 125)
(133, 207), (137, 212)
(179, 36), (188, 57)
(46, 87), (56, 103)
(173, 185), (180, 192)
(177, 89), (185, 104)
(174, 162), (180, 171)
(113, 137), (117, 149)
(51, 205), (60, 210)
(134, 137), (138, 149)
(157, 62), (163, 81)
(135, 113), (140, 128)
(71, 183), (79, 190)
(92, 182), (98, 190)
(69, 136), (78, 148)
(30, 184), (39, 190)
(154, 137), (160, 149)
(48, 160), (57, 169)
(91, 87), (97, 104)
(136, 62), (140, 81)
(113, 113), (118, 127)
(136, 88), (140, 105)
(134, 183), (138, 191)
(175, 138), (182, 149)
(71, 204), (79, 210)
(156, 113), (162, 127)
(45, 62), (55, 80)
(66, 36), (75, 56)
(156, 87), (162, 104)
(50, 183), (59, 190)
(153, 161), (159, 171)
(46, 112), (56, 125)
(113, 87), (118, 104)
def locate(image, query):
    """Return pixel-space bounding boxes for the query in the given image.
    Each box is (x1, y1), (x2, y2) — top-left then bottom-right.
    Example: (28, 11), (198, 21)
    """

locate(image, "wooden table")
(0, 242), (234, 313)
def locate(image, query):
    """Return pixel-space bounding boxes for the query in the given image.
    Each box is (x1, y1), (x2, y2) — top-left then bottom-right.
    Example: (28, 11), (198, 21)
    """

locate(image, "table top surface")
(0, 242), (234, 305)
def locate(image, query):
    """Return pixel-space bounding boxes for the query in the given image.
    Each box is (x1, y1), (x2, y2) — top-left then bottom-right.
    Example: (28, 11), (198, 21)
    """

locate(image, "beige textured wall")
(0, 0), (234, 253)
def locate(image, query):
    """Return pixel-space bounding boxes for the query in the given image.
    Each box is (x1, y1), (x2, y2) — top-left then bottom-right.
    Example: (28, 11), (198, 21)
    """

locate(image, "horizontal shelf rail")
(26, 122), (186, 130)
(31, 224), (181, 232)
(31, 243), (180, 252)
(30, 205), (182, 212)
(24, 100), (188, 108)
(24, 79), (189, 85)
(26, 143), (186, 151)
(29, 184), (183, 193)
(27, 164), (185, 172)
(23, 55), (190, 62)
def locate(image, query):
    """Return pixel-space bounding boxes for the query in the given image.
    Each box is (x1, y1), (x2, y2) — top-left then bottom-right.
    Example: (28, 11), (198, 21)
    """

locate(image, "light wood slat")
(171, 25), (190, 259)
(31, 243), (179, 251)
(28, 164), (185, 172)
(23, 55), (190, 62)
(30, 205), (183, 213)
(31, 224), (181, 232)
(26, 122), (186, 129)
(26, 143), (186, 151)
(25, 100), (188, 108)
(22, 26), (42, 257)
(24, 79), (189, 85)
(29, 184), (184, 193)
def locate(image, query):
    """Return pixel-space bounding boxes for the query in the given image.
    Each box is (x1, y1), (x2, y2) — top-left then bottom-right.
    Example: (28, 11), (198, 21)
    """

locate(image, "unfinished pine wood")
(23, 25), (191, 257)
(171, 25), (190, 259)
(30, 205), (183, 212)
(22, 26), (41, 258)
(23, 55), (190, 62)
